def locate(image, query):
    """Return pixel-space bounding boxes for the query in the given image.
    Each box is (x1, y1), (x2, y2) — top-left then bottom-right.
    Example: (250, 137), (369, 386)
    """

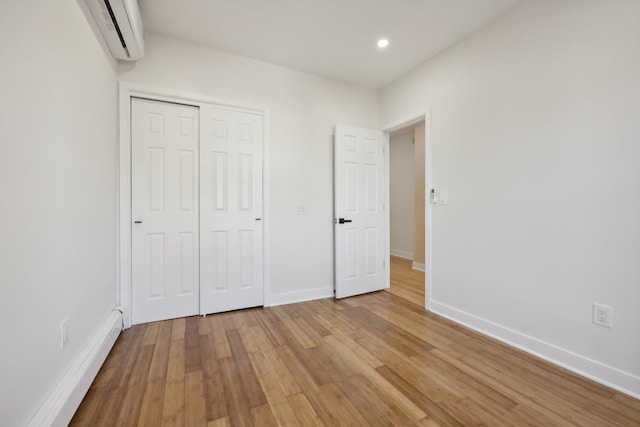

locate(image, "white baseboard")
(266, 287), (334, 307)
(430, 300), (640, 399)
(412, 262), (425, 272)
(27, 308), (123, 427)
(390, 249), (413, 260)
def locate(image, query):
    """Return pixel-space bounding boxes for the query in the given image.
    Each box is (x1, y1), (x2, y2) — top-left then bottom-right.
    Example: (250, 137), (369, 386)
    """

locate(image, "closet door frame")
(118, 82), (271, 328)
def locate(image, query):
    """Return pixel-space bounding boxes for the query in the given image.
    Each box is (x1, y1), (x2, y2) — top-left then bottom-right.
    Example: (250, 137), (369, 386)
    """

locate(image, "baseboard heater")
(27, 307), (124, 427)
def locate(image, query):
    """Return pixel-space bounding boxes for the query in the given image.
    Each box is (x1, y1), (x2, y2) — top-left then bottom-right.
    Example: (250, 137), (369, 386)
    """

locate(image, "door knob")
(338, 218), (352, 224)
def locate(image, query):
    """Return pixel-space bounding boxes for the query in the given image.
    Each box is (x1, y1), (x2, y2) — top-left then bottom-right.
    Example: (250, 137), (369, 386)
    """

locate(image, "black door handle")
(338, 218), (352, 224)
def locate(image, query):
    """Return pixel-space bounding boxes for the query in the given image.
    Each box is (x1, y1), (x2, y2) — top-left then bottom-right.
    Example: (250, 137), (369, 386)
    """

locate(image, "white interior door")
(334, 124), (386, 298)
(131, 98), (200, 324)
(200, 105), (264, 314)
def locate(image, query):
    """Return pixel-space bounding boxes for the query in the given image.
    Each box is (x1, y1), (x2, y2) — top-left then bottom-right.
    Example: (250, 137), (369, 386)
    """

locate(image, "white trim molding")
(411, 262), (426, 272)
(390, 249), (414, 260)
(27, 309), (123, 427)
(118, 82), (271, 328)
(431, 300), (640, 400)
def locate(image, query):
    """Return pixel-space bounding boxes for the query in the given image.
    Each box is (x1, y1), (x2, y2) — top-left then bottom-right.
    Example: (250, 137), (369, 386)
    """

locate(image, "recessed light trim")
(377, 39), (389, 48)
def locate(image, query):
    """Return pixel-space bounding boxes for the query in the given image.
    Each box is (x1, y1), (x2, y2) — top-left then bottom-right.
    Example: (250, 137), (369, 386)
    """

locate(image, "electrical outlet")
(60, 319), (69, 349)
(593, 303), (612, 328)
(296, 202), (307, 215)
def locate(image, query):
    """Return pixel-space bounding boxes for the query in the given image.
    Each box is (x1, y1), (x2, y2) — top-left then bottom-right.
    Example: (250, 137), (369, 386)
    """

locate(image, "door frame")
(382, 109), (432, 310)
(118, 82), (271, 328)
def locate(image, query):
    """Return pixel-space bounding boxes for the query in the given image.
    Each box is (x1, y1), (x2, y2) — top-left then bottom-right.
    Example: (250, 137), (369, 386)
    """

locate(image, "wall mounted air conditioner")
(85, 0), (144, 61)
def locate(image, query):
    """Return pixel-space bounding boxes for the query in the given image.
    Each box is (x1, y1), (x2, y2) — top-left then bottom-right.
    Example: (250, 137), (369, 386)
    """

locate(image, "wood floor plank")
(613, 392), (640, 411)
(376, 365), (465, 427)
(171, 317), (186, 341)
(335, 374), (416, 426)
(313, 382), (371, 427)
(241, 325), (301, 397)
(160, 335), (186, 427)
(430, 347), (585, 426)
(184, 370), (207, 427)
(68, 384), (109, 426)
(219, 311), (239, 331)
(272, 305), (317, 349)
(226, 329), (268, 408)
(466, 342), (637, 425)
(264, 399), (300, 426)
(117, 345), (155, 425)
(148, 320), (172, 381)
(74, 258), (640, 426)
(243, 345), (301, 425)
(250, 404), (278, 426)
(219, 356), (254, 427)
(207, 417), (231, 427)
(275, 344), (321, 394)
(136, 378), (166, 427)
(286, 392), (324, 427)
(408, 351), (518, 411)
(207, 314), (233, 360)
(141, 321), (161, 347)
(283, 303), (331, 337)
(322, 333), (427, 421)
(200, 334), (229, 421)
(198, 315), (212, 335)
(185, 317), (202, 374)
(313, 313), (384, 369)
(82, 324), (146, 426)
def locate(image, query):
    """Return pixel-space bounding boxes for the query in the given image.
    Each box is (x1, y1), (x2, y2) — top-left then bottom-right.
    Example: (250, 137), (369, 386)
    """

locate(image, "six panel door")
(131, 98), (200, 324)
(334, 124), (386, 299)
(199, 105), (264, 315)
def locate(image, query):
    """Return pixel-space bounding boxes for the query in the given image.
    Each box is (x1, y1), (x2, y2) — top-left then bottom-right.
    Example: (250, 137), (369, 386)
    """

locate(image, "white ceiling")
(139, 0), (522, 89)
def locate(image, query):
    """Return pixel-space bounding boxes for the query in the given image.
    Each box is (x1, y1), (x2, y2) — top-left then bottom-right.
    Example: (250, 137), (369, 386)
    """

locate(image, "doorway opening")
(387, 122), (426, 306)
(386, 121), (426, 307)
(382, 111), (431, 310)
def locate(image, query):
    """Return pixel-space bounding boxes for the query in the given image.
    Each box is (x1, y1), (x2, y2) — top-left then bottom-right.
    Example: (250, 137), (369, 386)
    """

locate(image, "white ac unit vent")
(85, 0), (144, 61)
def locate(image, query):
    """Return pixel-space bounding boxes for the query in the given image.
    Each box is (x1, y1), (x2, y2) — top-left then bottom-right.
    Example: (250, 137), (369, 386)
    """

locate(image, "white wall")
(381, 0), (640, 394)
(0, 2), (118, 425)
(119, 34), (379, 303)
(389, 129), (415, 259)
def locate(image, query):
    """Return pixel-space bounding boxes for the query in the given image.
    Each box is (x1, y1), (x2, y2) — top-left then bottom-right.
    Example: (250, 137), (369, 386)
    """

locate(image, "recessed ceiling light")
(377, 39), (389, 48)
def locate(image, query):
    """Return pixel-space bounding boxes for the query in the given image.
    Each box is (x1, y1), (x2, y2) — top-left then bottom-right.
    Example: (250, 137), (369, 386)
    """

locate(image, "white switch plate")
(438, 191), (448, 205)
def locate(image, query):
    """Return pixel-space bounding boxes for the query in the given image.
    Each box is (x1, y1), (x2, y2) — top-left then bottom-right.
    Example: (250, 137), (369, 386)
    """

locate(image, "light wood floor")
(72, 266), (640, 426)
(387, 256), (425, 306)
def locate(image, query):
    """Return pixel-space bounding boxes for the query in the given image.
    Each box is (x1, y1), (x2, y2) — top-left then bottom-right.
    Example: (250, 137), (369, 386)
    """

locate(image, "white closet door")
(131, 98), (200, 324)
(334, 124), (386, 299)
(200, 105), (264, 314)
